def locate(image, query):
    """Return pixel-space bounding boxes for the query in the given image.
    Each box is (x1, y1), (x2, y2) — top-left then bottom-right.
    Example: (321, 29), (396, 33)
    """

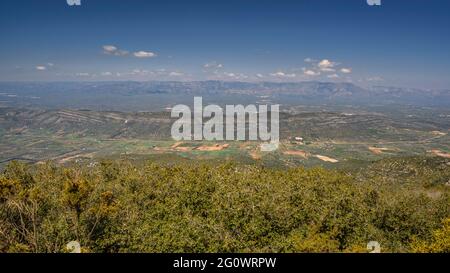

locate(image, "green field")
(0, 106), (449, 169)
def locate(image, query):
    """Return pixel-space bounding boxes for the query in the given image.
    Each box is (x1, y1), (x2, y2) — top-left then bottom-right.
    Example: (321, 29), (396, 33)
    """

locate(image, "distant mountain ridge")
(0, 81), (449, 110)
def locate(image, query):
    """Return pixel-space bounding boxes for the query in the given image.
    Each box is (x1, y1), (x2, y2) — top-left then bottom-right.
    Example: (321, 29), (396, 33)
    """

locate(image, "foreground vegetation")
(0, 157), (449, 253)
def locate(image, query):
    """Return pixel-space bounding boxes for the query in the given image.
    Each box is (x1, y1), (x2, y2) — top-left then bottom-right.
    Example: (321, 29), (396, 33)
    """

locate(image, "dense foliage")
(0, 157), (449, 253)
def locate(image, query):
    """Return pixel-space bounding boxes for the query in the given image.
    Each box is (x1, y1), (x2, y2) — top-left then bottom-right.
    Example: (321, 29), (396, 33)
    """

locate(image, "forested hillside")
(1, 157), (448, 253)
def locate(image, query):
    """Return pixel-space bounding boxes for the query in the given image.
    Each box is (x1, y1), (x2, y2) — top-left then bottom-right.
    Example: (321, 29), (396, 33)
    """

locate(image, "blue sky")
(0, 0), (449, 89)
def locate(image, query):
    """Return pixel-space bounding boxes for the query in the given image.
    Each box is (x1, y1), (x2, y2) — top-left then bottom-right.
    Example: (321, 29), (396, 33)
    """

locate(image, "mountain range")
(0, 81), (448, 111)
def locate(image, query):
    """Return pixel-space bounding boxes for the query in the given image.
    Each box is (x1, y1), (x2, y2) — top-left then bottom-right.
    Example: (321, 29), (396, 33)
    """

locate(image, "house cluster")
(290, 136), (304, 145)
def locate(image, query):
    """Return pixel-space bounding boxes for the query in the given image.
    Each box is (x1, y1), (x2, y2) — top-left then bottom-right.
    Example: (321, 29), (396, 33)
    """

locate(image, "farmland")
(0, 105), (448, 169)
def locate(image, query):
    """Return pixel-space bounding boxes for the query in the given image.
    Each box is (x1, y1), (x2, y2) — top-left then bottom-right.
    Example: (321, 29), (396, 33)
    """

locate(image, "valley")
(1, 103), (448, 169)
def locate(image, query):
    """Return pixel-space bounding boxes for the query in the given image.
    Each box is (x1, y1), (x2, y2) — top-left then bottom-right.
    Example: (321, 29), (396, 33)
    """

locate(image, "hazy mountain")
(0, 81), (448, 111)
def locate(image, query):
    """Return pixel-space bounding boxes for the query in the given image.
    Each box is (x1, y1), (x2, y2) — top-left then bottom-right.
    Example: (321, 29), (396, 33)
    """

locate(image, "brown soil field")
(283, 150), (309, 159)
(315, 155), (339, 163)
(368, 147), (391, 155)
(196, 144), (230, 151)
(430, 149), (450, 159)
(431, 131), (447, 136)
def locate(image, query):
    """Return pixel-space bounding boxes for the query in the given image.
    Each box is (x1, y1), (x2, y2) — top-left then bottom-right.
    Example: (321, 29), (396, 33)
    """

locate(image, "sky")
(0, 0), (449, 89)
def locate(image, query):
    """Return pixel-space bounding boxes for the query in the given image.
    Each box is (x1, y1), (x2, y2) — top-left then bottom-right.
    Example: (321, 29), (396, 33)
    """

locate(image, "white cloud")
(270, 71), (296, 78)
(341, 68), (352, 74)
(76, 72), (90, 77)
(203, 62), (224, 69)
(101, 72), (113, 76)
(169, 71), (184, 77)
(301, 58), (353, 77)
(209, 71), (248, 81)
(114, 68), (186, 79)
(303, 69), (320, 76)
(103, 45), (117, 52)
(318, 60), (329, 67)
(102, 45), (129, 56)
(225, 72), (244, 79)
(203, 62), (233, 80)
(256, 73), (264, 79)
(35, 63), (56, 71)
(366, 76), (383, 82)
(133, 51), (156, 58)
(103, 45), (157, 58)
(317, 59), (339, 72)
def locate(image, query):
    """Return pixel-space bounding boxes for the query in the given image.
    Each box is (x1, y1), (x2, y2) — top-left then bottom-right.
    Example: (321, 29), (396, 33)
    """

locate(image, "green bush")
(0, 158), (448, 253)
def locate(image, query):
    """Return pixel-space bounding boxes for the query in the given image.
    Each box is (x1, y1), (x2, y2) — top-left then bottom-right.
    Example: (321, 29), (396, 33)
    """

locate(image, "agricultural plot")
(0, 106), (449, 169)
